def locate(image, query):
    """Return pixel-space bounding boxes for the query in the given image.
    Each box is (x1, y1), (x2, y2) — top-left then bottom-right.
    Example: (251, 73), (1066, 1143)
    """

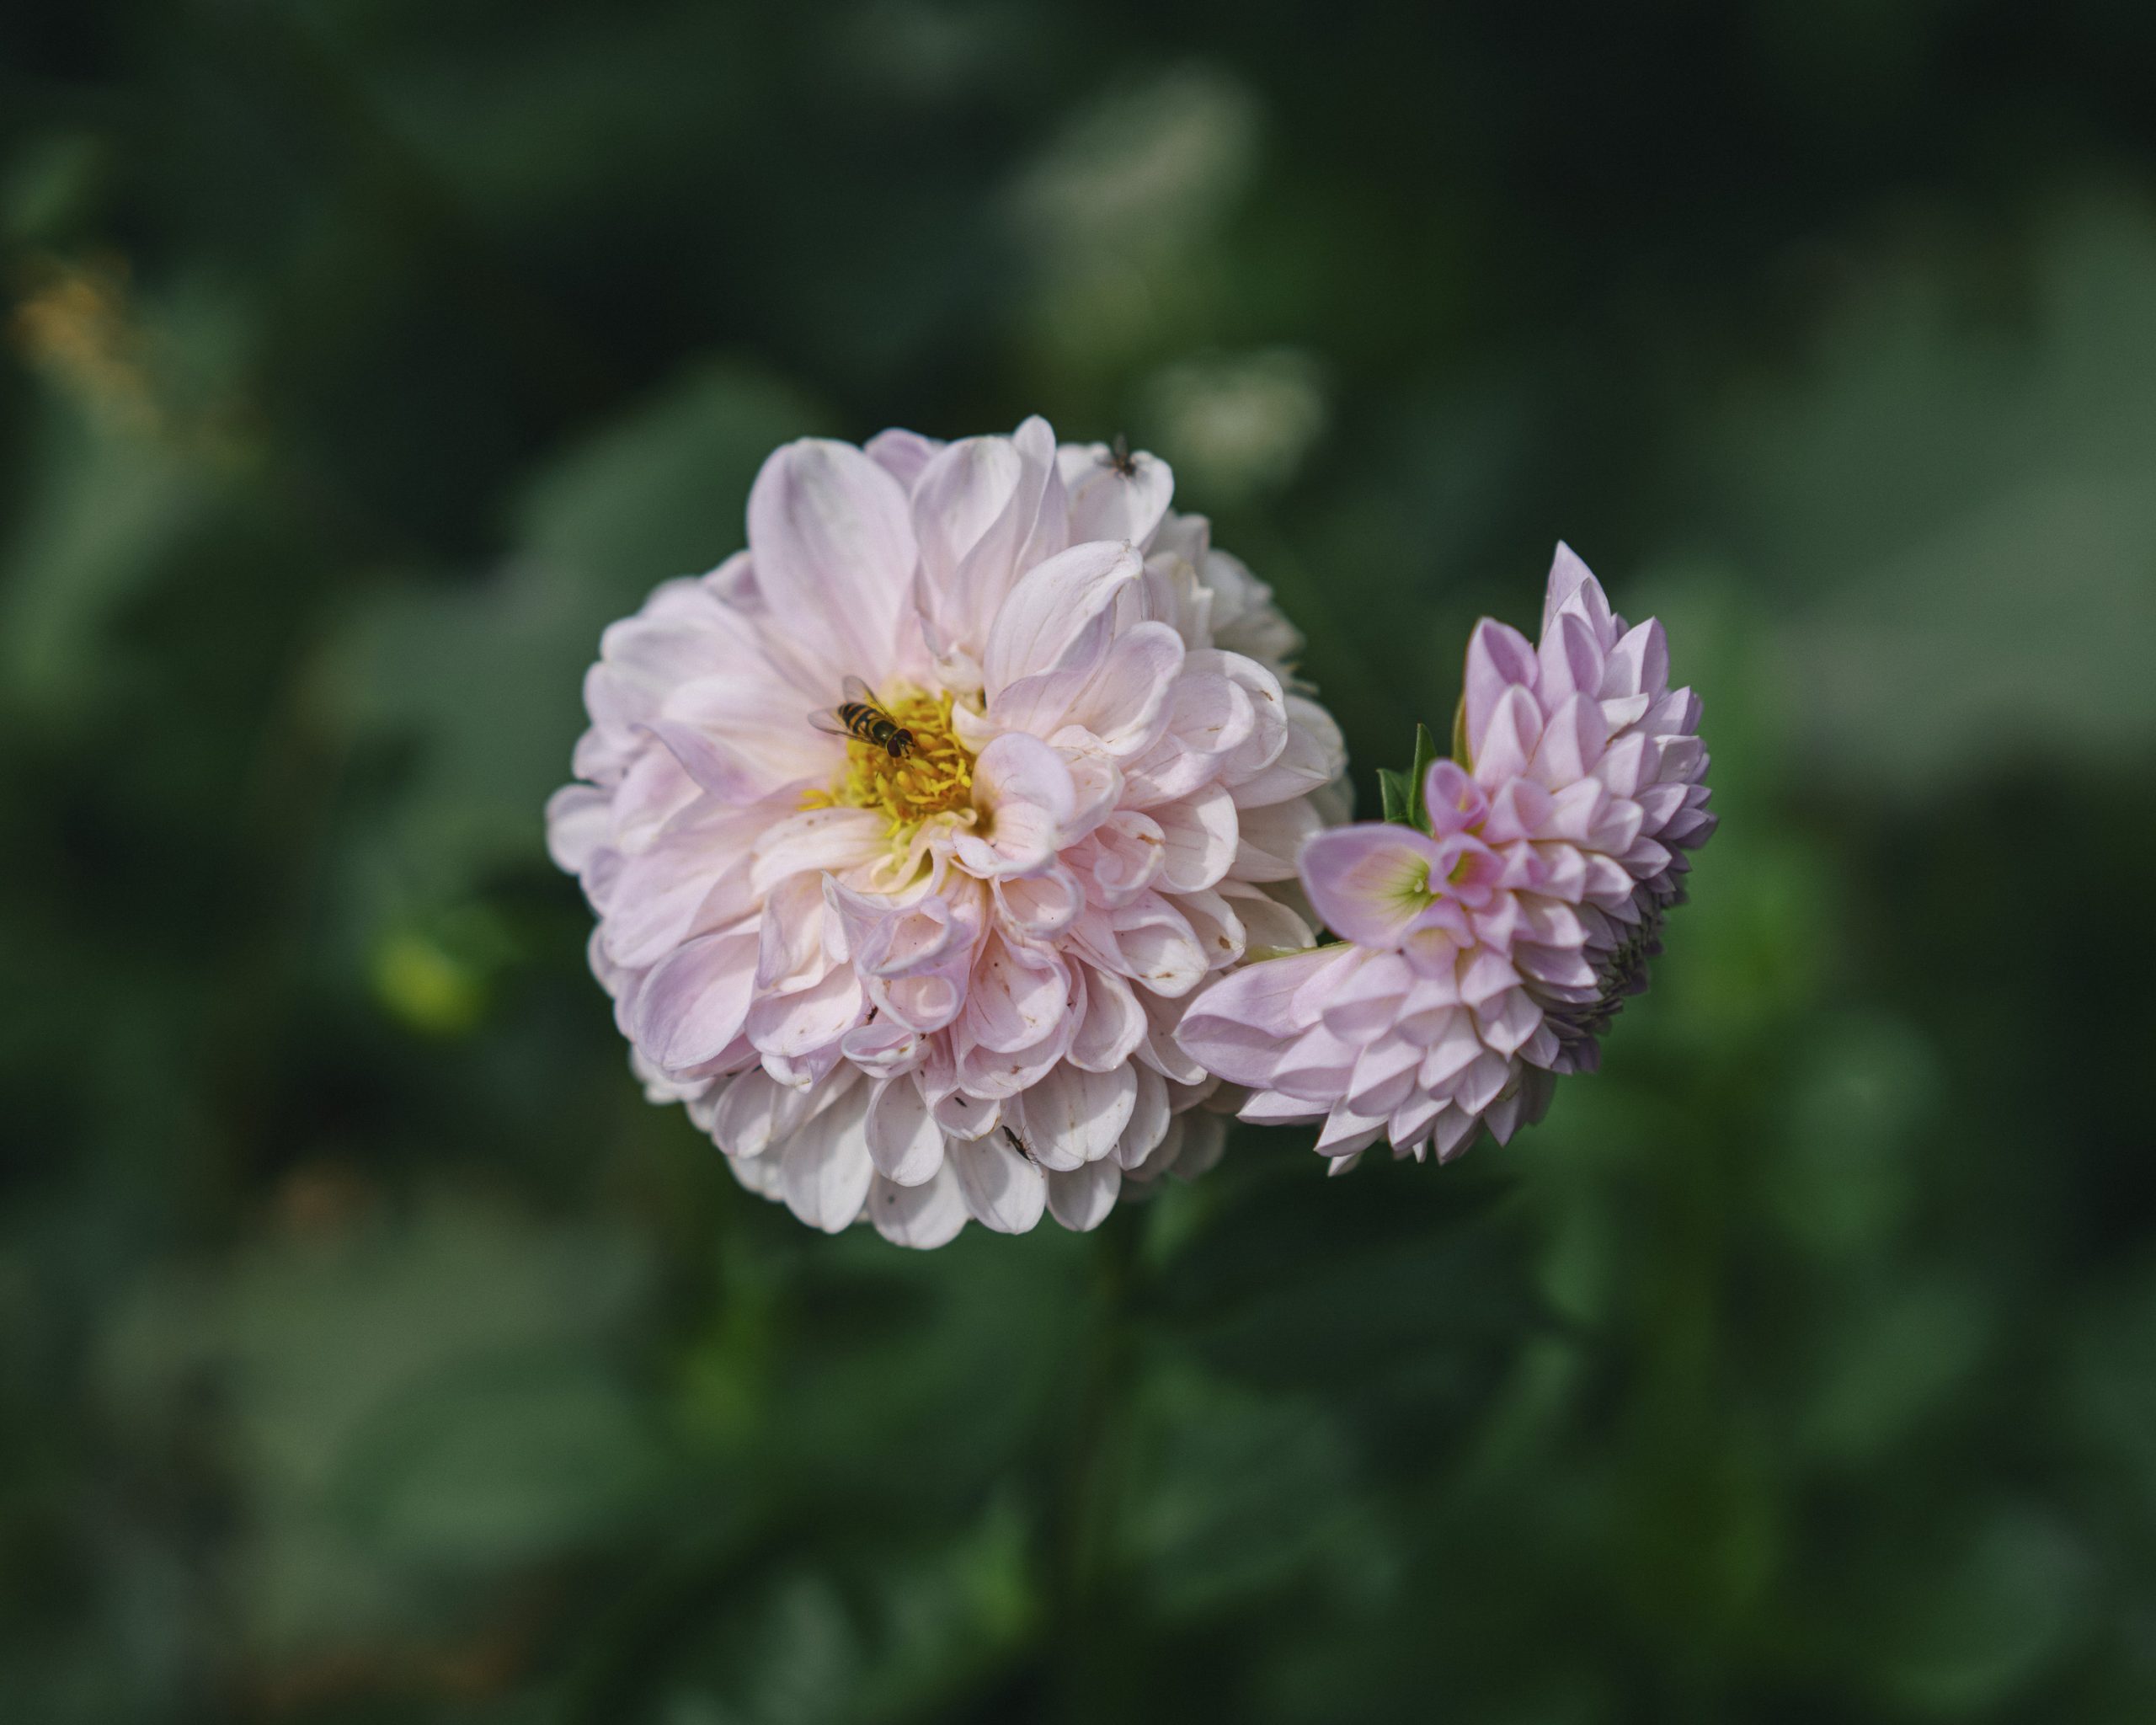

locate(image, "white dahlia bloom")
(547, 419), (1342, 1245)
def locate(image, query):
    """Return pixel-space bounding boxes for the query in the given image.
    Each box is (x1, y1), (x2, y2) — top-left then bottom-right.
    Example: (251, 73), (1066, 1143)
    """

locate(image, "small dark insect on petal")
(1104, 432), (1137, 478)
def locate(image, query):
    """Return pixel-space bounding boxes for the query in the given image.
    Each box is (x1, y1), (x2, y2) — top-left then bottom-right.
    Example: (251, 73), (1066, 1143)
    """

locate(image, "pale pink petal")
(780, 1081), (875, 1232)
(1152, 782), (1239, 893)
(545, 784), (610, 873)
(863, 428), (946, 492)
(1016, 1060), (1137, 1171)
(948, 1135), (1047, 1233)
(950, 733), (1077, 879)
(982, 541), (1142, 699)
(1059, 441), (1174, 547)
(632, 929), (760, 1073)
(863, 1074), (946, 1185)
(1118, 1064), (1173, 1167)
(1069, 965), (1145, 1071)
(745, 439), (915, 682)
(867, 1164), (969, 1248)
(1046, 1159), (1123, 1231)
(709, 1065), (818, 1158)
(1233, 798), (1322, 884)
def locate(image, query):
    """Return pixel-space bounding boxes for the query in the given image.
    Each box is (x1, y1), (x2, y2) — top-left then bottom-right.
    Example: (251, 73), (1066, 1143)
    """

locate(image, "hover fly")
(811, 676), (915, 759)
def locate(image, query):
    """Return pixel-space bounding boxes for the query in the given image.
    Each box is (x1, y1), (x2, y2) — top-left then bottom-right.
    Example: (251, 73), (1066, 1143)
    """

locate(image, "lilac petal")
(1542, 542), (1614, 642)
(1419, 759), (1486, 838)
(914, 434), (1026, 596)
(1229, 695), (1342, 807)
(1474, 685), (1545, 786)
(1346, 1035), (1422, 1117)
(1536, 611), (1605, 707)
(746, 964), (867, 1059)
(1318, 949), (1413, 1040)
(1529, 692), (1605, 788)
(1315, 1104), (1387, 1158)
(1299, 823), (1451, 948)
(1175, 947), (1344, 1087)
(1102, 894), (1207, 997)
(1463, 618), (1538, 761)
(1604, 617), (1669, 702)
(1239, 1088), (1326, 1126)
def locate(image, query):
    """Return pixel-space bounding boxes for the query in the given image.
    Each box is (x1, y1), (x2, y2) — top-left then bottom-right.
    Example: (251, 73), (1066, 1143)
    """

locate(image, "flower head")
(1177, 544), (1714, 1170)
(548, 419), (1343, 1244)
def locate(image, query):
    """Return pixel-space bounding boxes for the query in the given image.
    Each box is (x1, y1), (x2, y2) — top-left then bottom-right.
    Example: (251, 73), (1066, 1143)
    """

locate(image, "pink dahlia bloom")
(547, 419), (1342, 1245)
(1177, 544), (1713, 1169)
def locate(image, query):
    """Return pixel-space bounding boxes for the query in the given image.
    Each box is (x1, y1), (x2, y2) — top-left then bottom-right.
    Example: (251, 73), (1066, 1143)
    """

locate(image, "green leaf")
(1376, 766), (1412, 825)
(1405, 723), (1438, 828)
(1382, 724), (1441, 830)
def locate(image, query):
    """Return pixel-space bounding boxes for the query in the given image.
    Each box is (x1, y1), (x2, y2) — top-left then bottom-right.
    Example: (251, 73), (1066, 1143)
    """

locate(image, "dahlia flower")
(547, 419), (1343, 1244)
(1177, 544), (1713, 1169)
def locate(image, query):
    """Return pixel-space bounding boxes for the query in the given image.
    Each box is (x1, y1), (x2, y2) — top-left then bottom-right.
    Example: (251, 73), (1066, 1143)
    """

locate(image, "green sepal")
(1380, 722), (1441, 832)
(1377, 766), (1413, 825)
(1451, 690), (1470, 766)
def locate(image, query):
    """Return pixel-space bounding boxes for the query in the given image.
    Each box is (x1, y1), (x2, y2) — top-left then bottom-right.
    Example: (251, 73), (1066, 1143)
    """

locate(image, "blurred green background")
(5, 3), (2155, 1721)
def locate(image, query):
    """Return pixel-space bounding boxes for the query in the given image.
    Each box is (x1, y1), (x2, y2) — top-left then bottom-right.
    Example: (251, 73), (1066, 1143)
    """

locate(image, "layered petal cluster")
(548, 419), (1343, 1245)
(1177, 545), (1713, 1169)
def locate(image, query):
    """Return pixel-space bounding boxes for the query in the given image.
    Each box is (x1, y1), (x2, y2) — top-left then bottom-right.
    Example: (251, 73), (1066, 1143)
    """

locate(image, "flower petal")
(1300, 823), (1452, 947)
(1016, 1060), (1137, 1171)
(864, 1075), (947, 1185)
(867, 1164), (969, 1248)
(745, 438), (915, 682)
(982, 541), (1142, 699)
(780, 1082), (875, 1232)
(948, 1134), (1047, 1233)
(1046, 1158), (1123, 1231)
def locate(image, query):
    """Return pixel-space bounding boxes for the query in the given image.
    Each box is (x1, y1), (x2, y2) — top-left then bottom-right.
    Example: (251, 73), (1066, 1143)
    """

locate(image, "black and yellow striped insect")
(810, 676), (915, 759)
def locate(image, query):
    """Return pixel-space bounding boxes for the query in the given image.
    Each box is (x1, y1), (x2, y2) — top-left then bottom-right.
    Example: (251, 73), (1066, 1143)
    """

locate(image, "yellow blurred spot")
(8, 257), (161, 432)
(373, 932), (486, 1037)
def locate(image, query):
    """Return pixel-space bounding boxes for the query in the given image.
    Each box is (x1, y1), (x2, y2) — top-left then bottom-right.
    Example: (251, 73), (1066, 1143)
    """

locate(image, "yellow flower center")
(801, 687), (976, 844)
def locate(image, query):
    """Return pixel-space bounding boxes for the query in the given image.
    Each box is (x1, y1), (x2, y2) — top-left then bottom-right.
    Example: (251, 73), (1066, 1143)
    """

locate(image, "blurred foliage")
(4, 3), (2156, 1722)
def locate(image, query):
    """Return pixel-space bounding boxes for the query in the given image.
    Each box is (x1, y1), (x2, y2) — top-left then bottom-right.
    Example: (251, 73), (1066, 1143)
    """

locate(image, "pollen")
(802, 688), (975, 840)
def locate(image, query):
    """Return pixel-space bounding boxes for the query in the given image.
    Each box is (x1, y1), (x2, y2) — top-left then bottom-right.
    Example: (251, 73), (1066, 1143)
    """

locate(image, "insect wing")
(840, 675), (876, 705)
(808, 708), (854, 739)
